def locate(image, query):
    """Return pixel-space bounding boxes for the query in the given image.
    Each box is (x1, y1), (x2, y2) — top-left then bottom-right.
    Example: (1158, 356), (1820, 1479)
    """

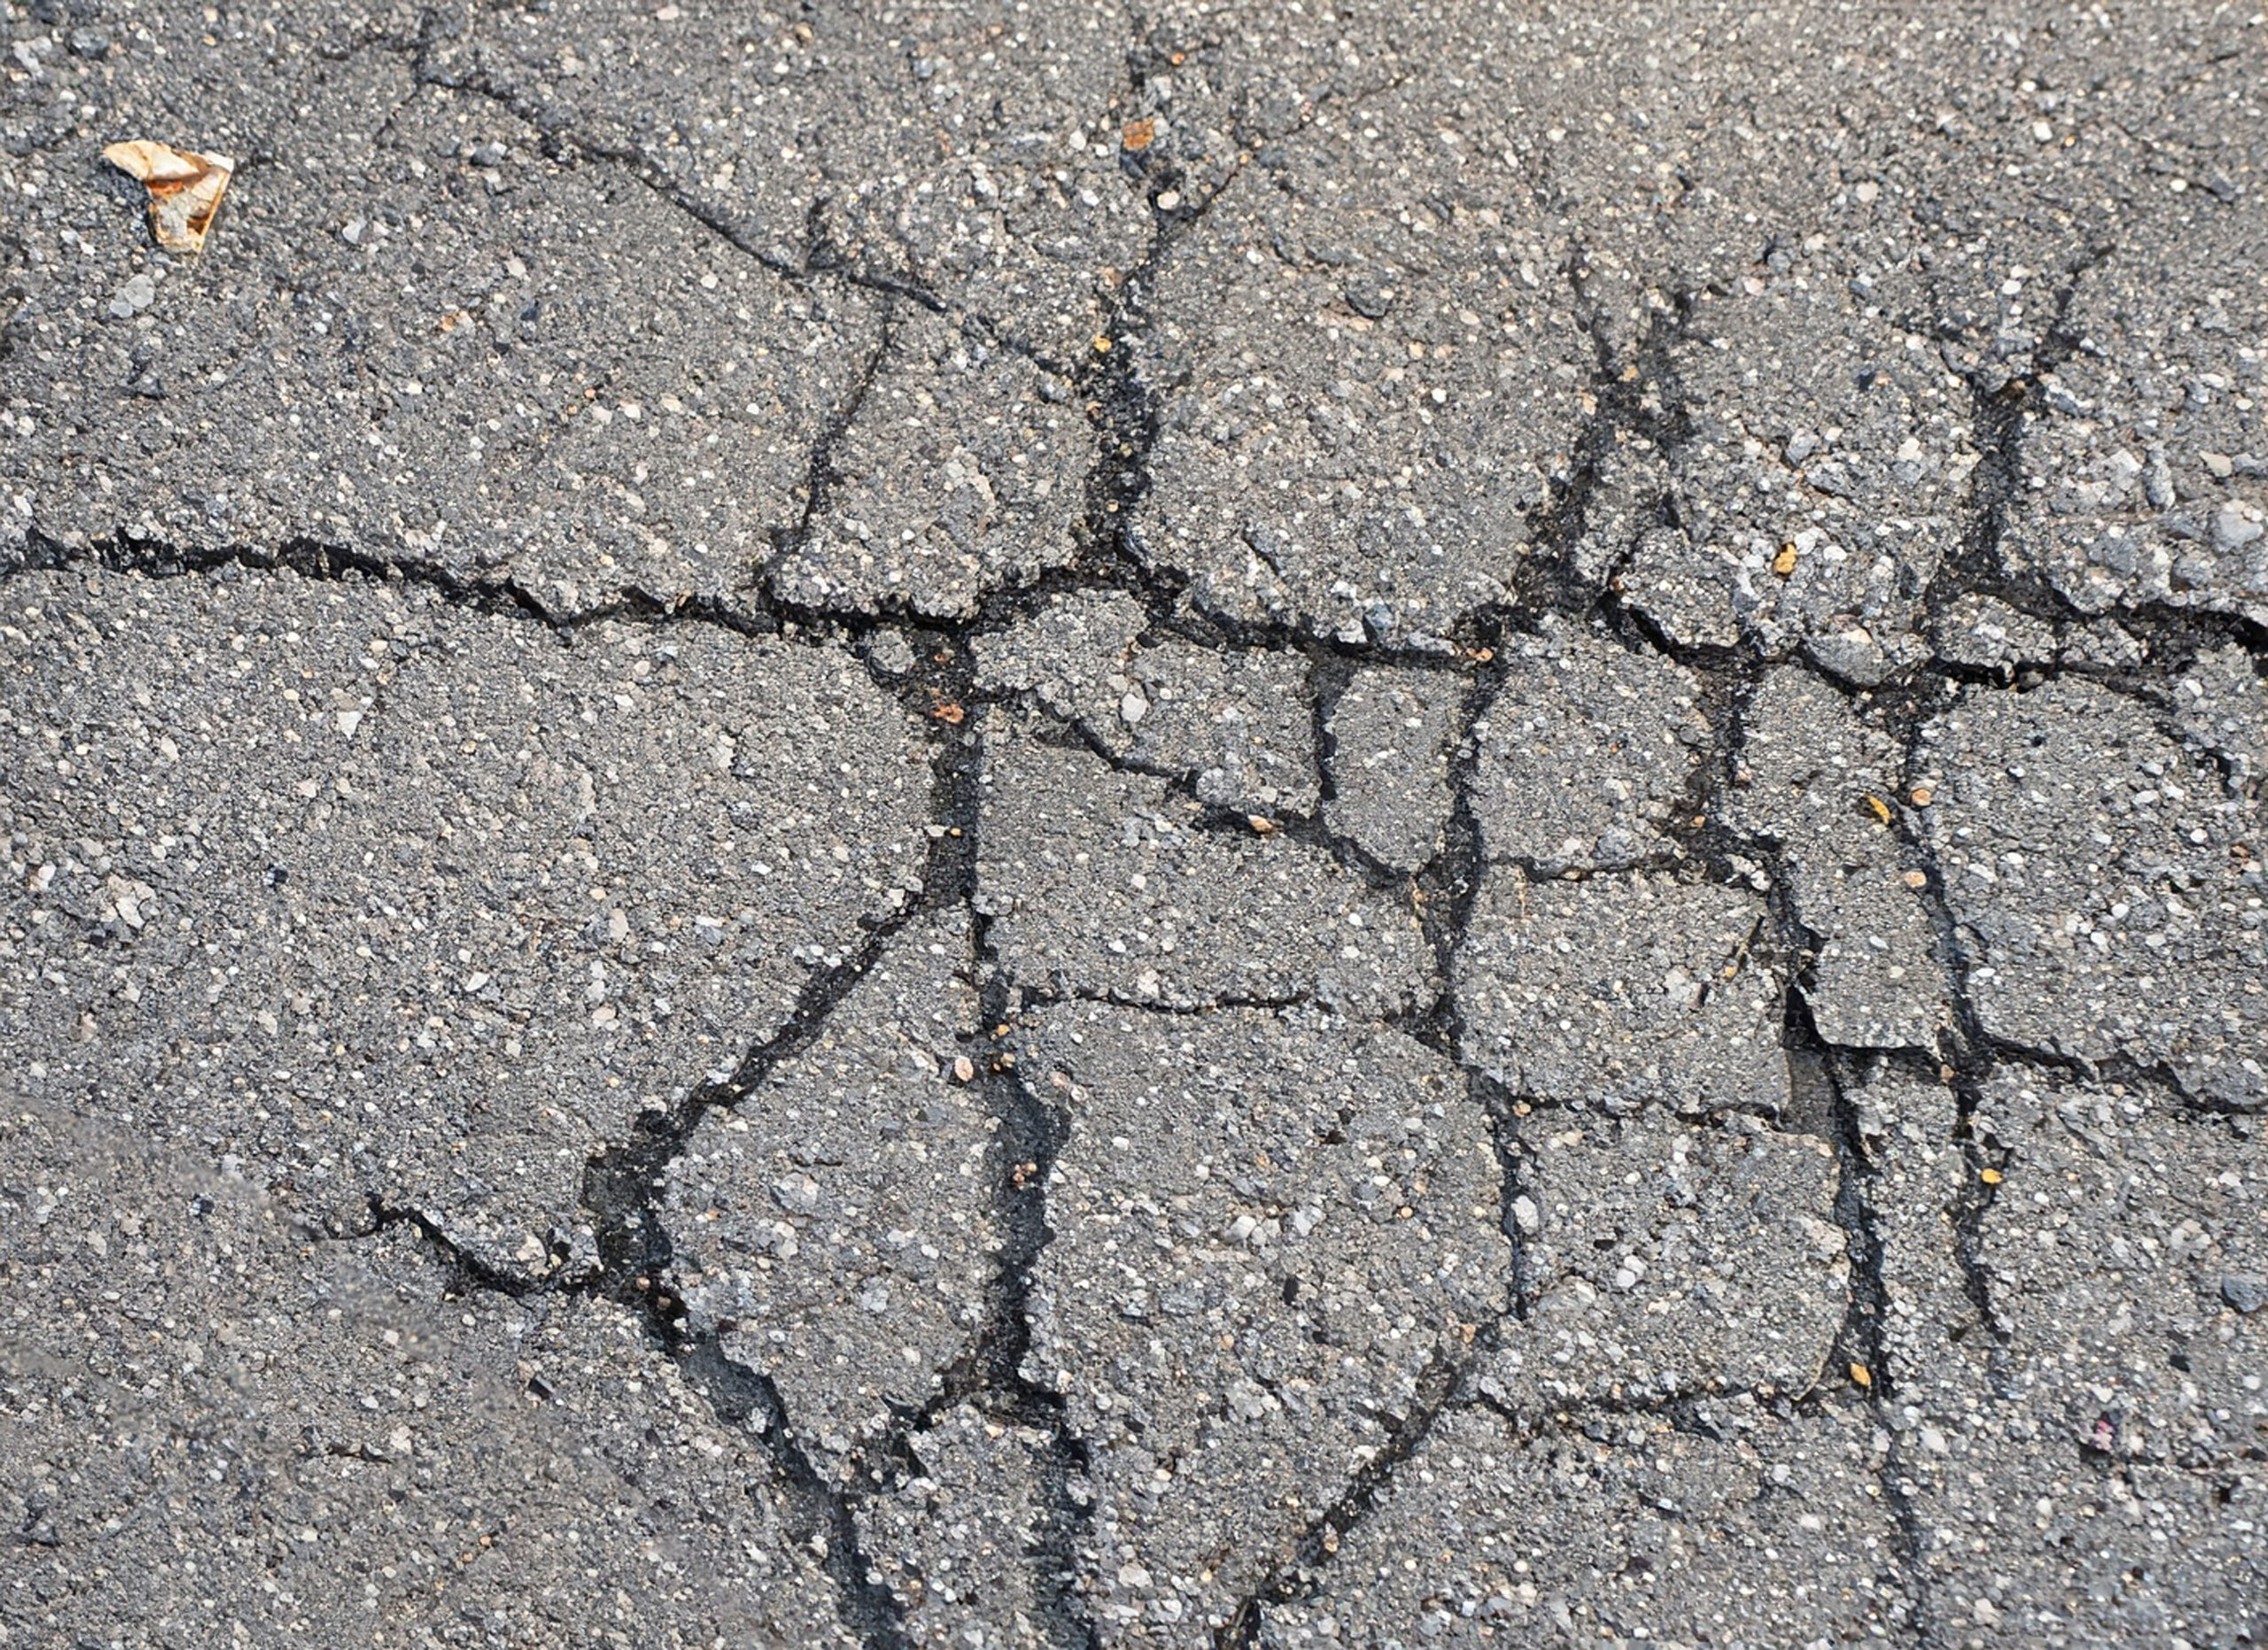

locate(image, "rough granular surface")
(2, 4), (2264, 1646)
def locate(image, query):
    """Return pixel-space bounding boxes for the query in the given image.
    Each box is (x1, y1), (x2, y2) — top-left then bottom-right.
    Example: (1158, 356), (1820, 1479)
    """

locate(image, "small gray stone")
(105, 273), (156, 320)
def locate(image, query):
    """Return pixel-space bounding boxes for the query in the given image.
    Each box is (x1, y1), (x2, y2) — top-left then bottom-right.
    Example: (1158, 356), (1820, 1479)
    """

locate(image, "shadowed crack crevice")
(854, 928), (1100, 1650)
(573, 927), (935, 1646)
(1211, 1344), (1470, 1650)
(555, 649), (993, 1647)
(1915, 245), (2115, 627)
(1793, 1016), (1936, 1644)
(1468, 1070), (1540, 1321)
(843, 638), (1103, 1648)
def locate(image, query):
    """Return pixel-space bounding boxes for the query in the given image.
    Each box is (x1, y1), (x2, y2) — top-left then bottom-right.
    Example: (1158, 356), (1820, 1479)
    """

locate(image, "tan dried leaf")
(103, 139), (235, 253)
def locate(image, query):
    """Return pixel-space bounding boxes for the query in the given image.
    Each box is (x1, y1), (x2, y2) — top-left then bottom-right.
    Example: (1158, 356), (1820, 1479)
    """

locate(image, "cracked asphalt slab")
(0, 4), (2264, 1648)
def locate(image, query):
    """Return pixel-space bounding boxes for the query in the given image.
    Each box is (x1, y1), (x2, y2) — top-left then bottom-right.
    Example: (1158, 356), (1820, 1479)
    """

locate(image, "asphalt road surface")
(2, 3), (2264, 1646)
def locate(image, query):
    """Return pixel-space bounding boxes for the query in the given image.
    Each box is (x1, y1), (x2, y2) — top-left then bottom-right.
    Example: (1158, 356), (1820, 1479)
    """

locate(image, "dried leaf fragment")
(1862, 794), (1891, 825)
(103, 139), (235, 253)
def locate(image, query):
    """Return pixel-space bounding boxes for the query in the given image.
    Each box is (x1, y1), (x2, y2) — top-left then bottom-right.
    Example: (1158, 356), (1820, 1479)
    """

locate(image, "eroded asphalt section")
(0, 2), (2264, 1646)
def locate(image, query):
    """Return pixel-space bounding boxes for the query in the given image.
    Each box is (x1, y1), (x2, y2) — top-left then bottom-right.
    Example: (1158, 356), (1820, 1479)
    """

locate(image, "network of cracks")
(3, 4), (2264, 1646)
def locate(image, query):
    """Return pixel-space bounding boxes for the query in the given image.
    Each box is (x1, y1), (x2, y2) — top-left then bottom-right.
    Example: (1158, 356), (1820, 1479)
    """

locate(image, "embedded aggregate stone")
(974, 589), (1319, 812)
(0, 567), (931, 1276)
(1018, 1002), (1511, 1639)
(1258, 1401), (1911, 1647)
(1469, 617), (1708, 873)
(661, 914), (997, 1468)
(856, 1400), (1060, 1648)
(0, 1105), (850, 1647)
(777, 305), (1091, 619)
(975, 728), (1429, 1014)
(1322, 665), (1465, 872)
(1918, 675), (2266, 1106)
(1455, 869), (1789, 1115)
(1728, 665), (1950, 1049)
(1484, 1114), (1849, 1407)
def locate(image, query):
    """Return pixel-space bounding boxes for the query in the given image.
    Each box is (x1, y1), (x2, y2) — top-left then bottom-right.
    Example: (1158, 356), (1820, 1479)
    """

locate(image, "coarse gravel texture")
(3, 3), (2264, 1646)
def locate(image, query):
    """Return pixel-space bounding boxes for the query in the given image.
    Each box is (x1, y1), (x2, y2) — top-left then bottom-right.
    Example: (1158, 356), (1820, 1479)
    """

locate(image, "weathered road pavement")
(2, 3), (2264, 1646)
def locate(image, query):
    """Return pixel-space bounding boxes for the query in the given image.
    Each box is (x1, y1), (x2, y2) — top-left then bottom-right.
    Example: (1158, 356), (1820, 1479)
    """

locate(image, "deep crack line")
(1805, 1023), (1938, 1648)
(556, 644), (989, 1650)
(1201, 574), (1531, 1647)
(805, 650), (1101, 1650)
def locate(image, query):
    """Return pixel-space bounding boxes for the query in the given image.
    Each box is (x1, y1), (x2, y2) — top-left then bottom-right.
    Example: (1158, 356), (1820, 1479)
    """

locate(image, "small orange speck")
(1850, 1363), (1872, 1389)
(1122, 118), (1154, 152)
(1910, 785), (1935, 806)
(1902, 869), (1928, 888)
(1773, 542), (1799, 577)
(1092, 334), (1113, 354)
(1981, 1167), (2004, 1185)
(1863, 794), (1891, 825)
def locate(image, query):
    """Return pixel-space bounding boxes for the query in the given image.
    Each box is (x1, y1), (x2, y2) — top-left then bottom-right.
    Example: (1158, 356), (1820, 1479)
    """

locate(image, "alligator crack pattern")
(12, 24), (2266, 1647)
